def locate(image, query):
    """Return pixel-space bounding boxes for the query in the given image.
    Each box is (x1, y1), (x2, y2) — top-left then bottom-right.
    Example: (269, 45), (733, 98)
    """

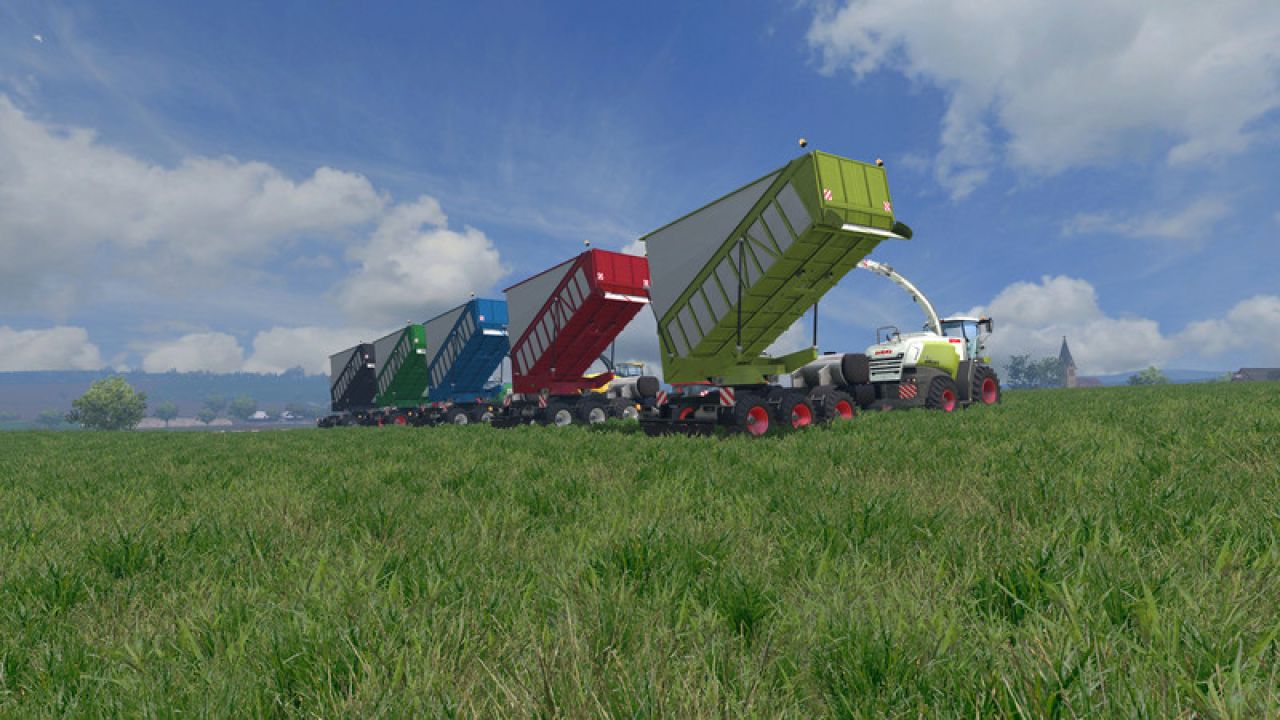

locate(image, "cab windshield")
(941, 321), (972, 339)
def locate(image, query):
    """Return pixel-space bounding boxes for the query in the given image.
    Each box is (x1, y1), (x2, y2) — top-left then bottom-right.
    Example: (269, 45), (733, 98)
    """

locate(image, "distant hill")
(0, 369), (329, 421)
(1088, 369), (1227, 386)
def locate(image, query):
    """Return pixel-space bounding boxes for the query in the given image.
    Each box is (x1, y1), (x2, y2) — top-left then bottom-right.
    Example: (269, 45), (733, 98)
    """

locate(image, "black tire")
(578, 397), (610, 425)
(825, 390), (857, 421)
(543, 400), (576, 427)
(972, 365), (1001, 406)
(611, 396), (640, 421)
(924, 375), (959, 412)
(636, 375), (661, 398)
(444, 406), (471, 425)
(840, 353), (871, 385)
(469, 406), (495, 424)
(731, 391), (773, 437)
(774, 389), (815, 430)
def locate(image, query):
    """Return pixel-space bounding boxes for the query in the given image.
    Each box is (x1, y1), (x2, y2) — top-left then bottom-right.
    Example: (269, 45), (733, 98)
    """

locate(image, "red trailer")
(500, 248), (658, 425)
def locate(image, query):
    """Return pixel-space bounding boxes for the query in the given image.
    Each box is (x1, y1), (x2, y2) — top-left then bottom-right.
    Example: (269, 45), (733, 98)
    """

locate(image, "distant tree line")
(1003, 355), (1066, 389)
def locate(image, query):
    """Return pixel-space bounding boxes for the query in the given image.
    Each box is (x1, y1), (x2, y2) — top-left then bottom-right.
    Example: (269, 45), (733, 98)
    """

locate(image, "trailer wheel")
(776, 390), (814, 430)
(445, 407), (471, 425)
(392, 414), (409, 426)
(972, 366), (1001, 405)
(471, 407), (495, 424)
(732, 392), (772, 437)
(827, 390), (857, 421)
(925, 376), (959, 412)
(612, 397), (640, 421)
(579, 398), (609, 425)
(545, 400), (576, 427)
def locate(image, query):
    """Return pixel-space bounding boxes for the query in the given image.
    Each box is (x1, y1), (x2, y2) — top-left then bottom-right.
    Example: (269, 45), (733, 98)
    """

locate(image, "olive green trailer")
(640, 151), (909, 435)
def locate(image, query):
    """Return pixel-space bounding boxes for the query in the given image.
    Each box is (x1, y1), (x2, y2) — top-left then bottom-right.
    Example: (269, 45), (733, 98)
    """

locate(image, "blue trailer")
(421, 298), (510, 424)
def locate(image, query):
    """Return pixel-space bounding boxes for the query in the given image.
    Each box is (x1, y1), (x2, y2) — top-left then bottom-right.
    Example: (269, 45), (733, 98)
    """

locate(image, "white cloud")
(336, 196), (508, 326)
(243, 326), (388, 375)
(1178, 295), (1280, 361)
(0, 326), (102, 370)
(970, 276), (1280, 373)
(1063, 197), (1230, 244)
(621, 238), (646, 256)
(0, 95), (385, 311)
(141, 332), (245, 373)
(809, 1), (1280, 196)
(971, 275), (1176, 374)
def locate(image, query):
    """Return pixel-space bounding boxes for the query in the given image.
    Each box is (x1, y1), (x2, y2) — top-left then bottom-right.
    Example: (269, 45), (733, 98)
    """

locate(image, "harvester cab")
(940, 316), (993, 365)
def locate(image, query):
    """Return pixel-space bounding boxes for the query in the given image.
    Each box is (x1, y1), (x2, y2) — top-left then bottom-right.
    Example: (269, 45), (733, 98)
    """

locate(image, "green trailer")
(371, 324), (429, 422)
(640, 151), (909, 435)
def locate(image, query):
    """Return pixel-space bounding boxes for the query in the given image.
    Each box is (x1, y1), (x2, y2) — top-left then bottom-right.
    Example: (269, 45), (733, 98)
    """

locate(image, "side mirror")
(980, 318), (994, 332)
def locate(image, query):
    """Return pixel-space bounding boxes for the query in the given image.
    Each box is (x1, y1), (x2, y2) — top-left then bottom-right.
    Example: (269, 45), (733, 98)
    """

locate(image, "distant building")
(1059, 337), (1077, 389)
(1232, 368), (1280, 382)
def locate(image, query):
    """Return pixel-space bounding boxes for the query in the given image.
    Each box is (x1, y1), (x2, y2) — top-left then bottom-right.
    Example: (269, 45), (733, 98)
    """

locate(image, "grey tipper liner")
(641, 171), (780, 322)
(505, 257), (575, 345)
(424, 304), (467, 359)
(372, 330), (403, 378)
(328, 345), (361, 380)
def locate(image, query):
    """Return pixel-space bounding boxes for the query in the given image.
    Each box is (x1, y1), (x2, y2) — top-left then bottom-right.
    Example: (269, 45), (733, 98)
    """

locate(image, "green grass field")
(2, 383), (1279, 717)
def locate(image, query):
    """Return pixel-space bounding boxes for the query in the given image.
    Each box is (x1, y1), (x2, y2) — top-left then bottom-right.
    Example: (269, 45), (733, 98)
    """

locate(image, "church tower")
(1059, 336), (1077, 388)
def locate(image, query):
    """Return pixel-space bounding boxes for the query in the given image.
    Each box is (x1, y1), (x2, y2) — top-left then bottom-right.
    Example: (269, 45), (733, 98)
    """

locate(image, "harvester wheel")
(579, 398), (609, 425)
(471, 407), (495, 424)
(731, 392), (772, 437)
(545, 400), (576, 427)
(392, 414), (409, 426)
(972, 366), (1001, 405)
(775, 390), (815, 430)
(826, 390), (857, 421)
(925, 376), (959, 412)
(445, 407), (470, 425)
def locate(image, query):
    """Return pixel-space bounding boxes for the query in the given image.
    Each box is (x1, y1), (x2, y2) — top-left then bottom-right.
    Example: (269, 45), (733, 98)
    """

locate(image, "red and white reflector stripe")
(719, 387), (736, 407)
(537, 394), (548, 408)
(655, 391), (668, 407)
(899, 382), (917, 400)
(503, 394), (512, 407)
(822, 188), (833, 201)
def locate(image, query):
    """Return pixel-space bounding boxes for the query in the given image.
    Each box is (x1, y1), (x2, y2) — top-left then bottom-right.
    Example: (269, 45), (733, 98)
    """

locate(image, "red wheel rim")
(678, 406), (697, 421)
(393, 415), (408, 425)
(981, 378), (998, 404)
(833, 400), (854, 420)
(941, 389), (956, 412)
(746, 406), (769, 436)
(790, 403), (812, 428)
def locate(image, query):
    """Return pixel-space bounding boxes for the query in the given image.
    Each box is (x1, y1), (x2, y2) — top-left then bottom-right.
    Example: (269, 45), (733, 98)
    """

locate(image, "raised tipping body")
(639, 151), (909, 435)
(502, 249), (654, 425)
(328, 343), (377, 412)
(424, 298), (509, 405)
(506, 249), (650, 395)
(642, 151), (904, 386)
(372, 324), (429, 408)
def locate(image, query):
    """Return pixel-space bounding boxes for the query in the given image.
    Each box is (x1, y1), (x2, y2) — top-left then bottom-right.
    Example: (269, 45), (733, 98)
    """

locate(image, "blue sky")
(2, 1), (1278, 377)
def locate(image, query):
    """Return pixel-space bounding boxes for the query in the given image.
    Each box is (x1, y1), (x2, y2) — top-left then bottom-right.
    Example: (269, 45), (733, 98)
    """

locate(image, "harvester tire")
(636, 375), (661, 398)
(579, 397), (610, 425)
(471, 406), (495, 424)
(972, 366), (1001, 406)
(925, 376), (959, 412)
(445, 407), (471, 425)
(840, 353), (871, 385)
(731, 392), (773, 437)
